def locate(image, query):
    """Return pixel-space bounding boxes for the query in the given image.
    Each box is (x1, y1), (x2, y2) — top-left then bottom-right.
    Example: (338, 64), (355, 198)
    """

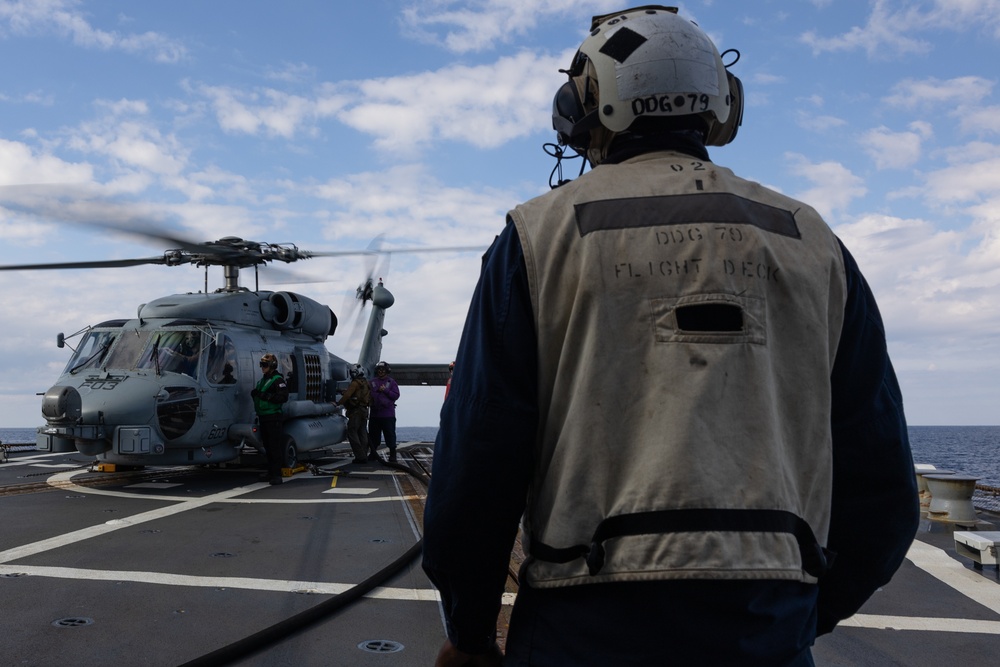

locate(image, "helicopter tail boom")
(356, 281), (395, 375)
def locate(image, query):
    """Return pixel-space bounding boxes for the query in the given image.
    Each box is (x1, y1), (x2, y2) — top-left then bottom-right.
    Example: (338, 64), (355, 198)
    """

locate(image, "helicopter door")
(205, 335), (243, 427)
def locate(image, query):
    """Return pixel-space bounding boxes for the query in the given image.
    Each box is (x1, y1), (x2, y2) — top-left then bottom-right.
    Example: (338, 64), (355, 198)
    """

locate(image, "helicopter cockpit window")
(137, 330), (202, 378)
(206, 335), (238, 385)
(102, 330), (155, 371)
(65, 330), (119, 374)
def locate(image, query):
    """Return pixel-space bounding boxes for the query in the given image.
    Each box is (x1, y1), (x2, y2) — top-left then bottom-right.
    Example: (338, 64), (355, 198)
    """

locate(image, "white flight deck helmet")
(552, 6), (743, 166)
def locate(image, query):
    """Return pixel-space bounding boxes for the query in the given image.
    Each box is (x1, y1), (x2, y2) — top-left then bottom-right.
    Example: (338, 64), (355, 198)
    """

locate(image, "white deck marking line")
(0, 479), (267, 564)
(29, 463), (82, 468)
(841, 614), (1000, 634)
(217, 495), (426, 504)
(0, 472), (422, 564)
(126, 482), (184, 489)
(0, 564), (440, 601)
(1, 455), (77, 468)
(906, 539), (1000, 614)
(5, 452), (65, 461)
(45, 469), (419, 503)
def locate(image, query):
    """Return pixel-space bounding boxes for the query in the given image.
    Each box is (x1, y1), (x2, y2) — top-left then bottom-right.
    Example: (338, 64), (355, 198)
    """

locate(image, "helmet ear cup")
(705, 71), (744, 146)
(552, 80), (590, 153)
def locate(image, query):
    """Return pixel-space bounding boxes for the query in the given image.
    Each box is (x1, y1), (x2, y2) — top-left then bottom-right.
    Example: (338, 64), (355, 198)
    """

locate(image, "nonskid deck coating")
(5, 447), (1000, 665)
(0, 447), (443, 666)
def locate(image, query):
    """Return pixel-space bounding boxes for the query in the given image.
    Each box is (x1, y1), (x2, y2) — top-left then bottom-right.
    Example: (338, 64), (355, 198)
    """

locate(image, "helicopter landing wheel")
(283, 437), (298, 470)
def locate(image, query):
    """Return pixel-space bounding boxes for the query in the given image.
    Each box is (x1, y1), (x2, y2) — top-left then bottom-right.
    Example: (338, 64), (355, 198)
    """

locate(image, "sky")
(0, 0), (997, 427)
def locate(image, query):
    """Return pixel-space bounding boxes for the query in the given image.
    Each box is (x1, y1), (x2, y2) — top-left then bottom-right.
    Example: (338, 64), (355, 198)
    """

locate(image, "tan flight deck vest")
(509, 150), (847, 588)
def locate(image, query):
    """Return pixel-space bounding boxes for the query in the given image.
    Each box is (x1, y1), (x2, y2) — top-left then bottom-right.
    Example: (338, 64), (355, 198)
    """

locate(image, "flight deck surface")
(4, 444), (1000, 666)
(0, 444), (442, 666)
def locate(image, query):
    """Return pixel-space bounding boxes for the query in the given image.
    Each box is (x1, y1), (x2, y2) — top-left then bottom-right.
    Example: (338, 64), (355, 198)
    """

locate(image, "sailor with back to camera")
(422, 6), (919, 667)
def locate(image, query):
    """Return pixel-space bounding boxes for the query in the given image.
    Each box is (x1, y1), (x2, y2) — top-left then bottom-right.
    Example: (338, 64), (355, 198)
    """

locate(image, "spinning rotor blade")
(345, 281), (373, 344)
(0, 255), (181, 271)
(2, 183), (488, 287)
(337, 236), (387, 345)
(301, 244), (484, 260)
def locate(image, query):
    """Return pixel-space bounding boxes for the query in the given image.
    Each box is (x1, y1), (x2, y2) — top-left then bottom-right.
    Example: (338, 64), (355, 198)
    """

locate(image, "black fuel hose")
(179, 454), (431, 666)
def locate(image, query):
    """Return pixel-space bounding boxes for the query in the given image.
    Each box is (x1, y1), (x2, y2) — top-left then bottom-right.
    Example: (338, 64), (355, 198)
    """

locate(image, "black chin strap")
(544, 143), (587, 189)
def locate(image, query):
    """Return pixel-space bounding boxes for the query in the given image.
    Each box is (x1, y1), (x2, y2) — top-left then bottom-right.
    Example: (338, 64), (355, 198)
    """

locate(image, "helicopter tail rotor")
(337, 235), (392, 344)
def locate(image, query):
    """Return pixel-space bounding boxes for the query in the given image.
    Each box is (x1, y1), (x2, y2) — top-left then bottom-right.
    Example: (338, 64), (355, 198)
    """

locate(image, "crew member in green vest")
(252, 353), (289, 485)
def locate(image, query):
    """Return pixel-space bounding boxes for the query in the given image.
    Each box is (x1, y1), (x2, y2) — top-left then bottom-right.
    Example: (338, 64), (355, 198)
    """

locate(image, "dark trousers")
(259, 416), (285, 480)
(368, 416), (396, 456)
(346, 409), (369, 461)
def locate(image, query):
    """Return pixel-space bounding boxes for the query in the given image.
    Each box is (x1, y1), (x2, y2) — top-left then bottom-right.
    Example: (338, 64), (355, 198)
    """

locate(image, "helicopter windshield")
(102, 330), (155, 372)
(137, 330), (203, 379)
(65, 330), (119, 374)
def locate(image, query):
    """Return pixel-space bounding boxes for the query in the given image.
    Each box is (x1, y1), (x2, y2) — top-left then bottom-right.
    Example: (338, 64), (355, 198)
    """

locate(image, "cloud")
(839, 145), (1000, 360)
(0, 0), (188, 62)
(791, 94), (848, 131)
(883, 76), (994, 110)
(310, 163), (515, 245)
(880, 76), (1000, 143)
(752, 72), (787, 85)
(0, 137), (93, 186)
(336, 50), (569, 153)
(800, 0), (1000, 58)
(833, 212), (999, 346)
(796, 112), (847, 132)
(264, 62), (317, 84)
(193, 83), (347, 139)
(401, 0), (605, 53)
(917, 145), (1000, 204)
(190, 48), (571, 154)
(0, 105), (269, 246)
(70, 119), (186, 178)
(785, 153), (867, 220)
(862, 121), (933, 169)
(957, 105), (1000, 136)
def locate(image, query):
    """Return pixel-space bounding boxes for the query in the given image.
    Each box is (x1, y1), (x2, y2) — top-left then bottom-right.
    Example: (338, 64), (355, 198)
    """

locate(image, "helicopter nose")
(80, 375), (164, 425)
(41, 386), (82, 421)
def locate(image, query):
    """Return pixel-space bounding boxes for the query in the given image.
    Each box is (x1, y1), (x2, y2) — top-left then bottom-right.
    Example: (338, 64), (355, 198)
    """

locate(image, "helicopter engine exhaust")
(262, 292), (338, 339)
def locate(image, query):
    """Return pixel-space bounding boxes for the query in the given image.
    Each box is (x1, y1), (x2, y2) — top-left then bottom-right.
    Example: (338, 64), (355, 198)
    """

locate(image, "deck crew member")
(252, 353), (289, 485)
(368, 361), (400, 463)
(337, 364), (372, 464)
(422, 6), (919, 667)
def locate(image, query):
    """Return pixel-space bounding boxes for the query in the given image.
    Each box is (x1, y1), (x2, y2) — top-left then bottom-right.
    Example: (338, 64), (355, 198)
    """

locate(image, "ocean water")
(4, 425), (997, 485)
(908, 426), (1000, 488)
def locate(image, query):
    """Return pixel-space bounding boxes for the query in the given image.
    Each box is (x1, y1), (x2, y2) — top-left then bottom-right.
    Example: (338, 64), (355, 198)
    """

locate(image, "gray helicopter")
(0, 231), (469, 468)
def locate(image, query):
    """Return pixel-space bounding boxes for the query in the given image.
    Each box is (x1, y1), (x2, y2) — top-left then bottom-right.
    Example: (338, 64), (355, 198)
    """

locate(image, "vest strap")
(530, 508), (835, 578)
